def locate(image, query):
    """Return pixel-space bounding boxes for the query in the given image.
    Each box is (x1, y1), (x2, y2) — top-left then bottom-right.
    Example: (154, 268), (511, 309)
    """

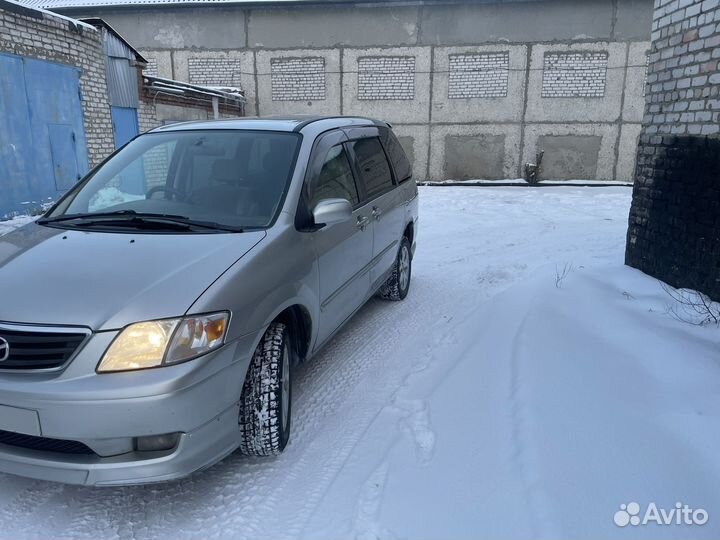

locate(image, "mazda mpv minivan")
(0, 116), (418, 486)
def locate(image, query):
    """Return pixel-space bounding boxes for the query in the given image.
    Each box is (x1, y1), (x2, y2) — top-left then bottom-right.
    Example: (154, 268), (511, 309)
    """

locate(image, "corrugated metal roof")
(17, 0), (354, 9)
(15, 0), (512, 11)
(103, 25), (134, 58)
(1, 0), (96, 28)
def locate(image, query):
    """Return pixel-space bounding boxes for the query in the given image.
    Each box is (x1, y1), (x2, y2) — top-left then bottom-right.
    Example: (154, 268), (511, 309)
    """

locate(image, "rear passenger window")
(381, 130), (413, 182)
(349, 138), (394, 201)
(307, 145), (359, 208)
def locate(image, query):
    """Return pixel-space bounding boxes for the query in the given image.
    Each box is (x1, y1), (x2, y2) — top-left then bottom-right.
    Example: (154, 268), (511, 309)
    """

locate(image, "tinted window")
(307, 145), (359, 208)
(349, 137), (394, 200)
(381, 129), (413, 182)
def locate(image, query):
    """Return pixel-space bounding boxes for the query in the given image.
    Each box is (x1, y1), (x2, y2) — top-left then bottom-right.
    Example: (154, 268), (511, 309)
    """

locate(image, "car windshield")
(44, 130), (301, 231)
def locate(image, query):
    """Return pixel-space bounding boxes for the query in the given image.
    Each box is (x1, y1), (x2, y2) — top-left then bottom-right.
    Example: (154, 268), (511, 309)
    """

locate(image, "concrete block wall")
(0, 3), (114, 166)
(256, 48), (340, 116)
(626, 0), (720, 300)
(64, 0), (655, 181)
(343, 47), (432, 124)
(171, 49), (255, 108)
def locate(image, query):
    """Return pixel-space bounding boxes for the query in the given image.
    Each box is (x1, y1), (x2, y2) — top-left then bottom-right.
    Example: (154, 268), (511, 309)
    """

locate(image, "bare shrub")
(555, 263), (574, 289)
(660, 281), (720, 326)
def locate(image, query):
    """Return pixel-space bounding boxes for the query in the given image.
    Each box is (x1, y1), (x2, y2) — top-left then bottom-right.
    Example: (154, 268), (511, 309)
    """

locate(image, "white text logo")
(614, 502), (708, 527)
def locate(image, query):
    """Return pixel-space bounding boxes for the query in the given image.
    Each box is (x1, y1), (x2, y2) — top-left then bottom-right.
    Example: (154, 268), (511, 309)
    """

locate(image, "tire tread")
(238, 322), (288, 456)
(378, 237), (411, 301)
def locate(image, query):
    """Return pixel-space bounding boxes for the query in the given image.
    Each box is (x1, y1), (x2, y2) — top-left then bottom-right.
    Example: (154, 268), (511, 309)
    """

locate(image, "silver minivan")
(0, 116), (418, 485)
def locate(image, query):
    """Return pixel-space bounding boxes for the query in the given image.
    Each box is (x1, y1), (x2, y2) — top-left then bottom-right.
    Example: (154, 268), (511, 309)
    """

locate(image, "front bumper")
(0, 330), (258, 486)
(0, 403), (242, 485)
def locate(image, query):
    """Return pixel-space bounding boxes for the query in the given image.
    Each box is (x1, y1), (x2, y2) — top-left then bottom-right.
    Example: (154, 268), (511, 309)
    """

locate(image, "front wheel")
(238, 322), (292, 456)
(378, 236), (412, 301)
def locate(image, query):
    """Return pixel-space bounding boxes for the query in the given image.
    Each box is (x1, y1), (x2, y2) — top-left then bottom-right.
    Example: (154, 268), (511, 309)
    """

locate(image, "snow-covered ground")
(0, 215), (36, 237)
(1, 186), (718, 540)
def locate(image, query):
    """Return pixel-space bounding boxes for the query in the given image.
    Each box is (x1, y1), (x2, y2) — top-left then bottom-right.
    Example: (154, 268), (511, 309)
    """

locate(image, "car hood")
(0, 223), (265, 330)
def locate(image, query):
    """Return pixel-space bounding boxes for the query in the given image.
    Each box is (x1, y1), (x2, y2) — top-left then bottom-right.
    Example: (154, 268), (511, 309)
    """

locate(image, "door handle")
(372, 206), (382, 220)
(356, 216), (370, 231)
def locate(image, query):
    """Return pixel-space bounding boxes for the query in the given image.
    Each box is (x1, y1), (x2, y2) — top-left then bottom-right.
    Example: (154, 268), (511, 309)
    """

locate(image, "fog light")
(134, 433), (181, 452)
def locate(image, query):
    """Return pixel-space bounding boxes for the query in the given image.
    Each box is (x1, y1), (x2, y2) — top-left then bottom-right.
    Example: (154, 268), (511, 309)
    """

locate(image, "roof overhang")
(16, 0), (541, 14)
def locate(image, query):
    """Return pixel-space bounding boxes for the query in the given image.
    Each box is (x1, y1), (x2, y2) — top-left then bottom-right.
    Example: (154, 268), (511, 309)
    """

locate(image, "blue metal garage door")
(0, 53), (89, 217)
(111, 106), (138, 149)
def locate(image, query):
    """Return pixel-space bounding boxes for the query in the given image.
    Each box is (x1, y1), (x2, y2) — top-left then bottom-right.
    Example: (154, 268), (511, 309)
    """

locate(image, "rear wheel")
(238, 322), (292, 456)
(378, 236), (412, 301)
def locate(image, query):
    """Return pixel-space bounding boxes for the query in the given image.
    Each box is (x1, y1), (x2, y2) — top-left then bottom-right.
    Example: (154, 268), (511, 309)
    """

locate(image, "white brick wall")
(188, 57), (242, 86)
(541, 51), (608, 98)
(270, 56), (326, 101)
(143, 57), (158, 77)
(448, 52), (509, 99)
(358, 56), (416, 100)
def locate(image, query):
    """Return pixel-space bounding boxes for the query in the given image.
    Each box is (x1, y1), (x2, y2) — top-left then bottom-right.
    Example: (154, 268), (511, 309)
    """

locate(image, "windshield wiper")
(38, 211), (244, 233)
(38, 210), (189, 224)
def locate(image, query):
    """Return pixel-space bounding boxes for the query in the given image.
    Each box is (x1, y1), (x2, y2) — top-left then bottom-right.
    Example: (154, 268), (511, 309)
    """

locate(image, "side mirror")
(312, 198), (352, 227)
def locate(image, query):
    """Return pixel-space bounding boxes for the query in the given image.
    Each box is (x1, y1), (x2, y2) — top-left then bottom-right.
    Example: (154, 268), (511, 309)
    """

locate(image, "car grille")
(0, 326), (88, 371)
(0, 430), (95, 455)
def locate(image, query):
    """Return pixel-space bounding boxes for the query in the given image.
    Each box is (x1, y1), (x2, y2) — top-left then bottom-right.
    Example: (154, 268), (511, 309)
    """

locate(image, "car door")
(304, 130), (374, 346)
(345, 129), (405, 290)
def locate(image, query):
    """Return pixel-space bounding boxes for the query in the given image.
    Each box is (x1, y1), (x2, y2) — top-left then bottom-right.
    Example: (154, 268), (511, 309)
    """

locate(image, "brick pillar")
(626, 0), (720, 299)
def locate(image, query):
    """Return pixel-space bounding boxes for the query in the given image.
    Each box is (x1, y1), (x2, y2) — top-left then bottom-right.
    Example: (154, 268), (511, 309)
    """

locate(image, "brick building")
(0, 0), (114, 216)
(21, 0), (654, 182)
(626, 0), (720, 299)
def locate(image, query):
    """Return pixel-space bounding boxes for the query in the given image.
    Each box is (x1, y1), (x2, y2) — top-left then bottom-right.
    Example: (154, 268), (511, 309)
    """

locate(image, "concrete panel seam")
(613, 42), (631, 180)
(518, 44), (532, 177)
(139, 38), (653, 55)
(253, 49), (260, 115)
(426, 42), (435, 181)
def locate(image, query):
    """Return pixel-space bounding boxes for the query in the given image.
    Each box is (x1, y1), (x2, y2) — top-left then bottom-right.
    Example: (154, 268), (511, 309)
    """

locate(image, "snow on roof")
(1, 0), (96, 28)
(16, 0), (361, 10)
(144, 75), (246, 103)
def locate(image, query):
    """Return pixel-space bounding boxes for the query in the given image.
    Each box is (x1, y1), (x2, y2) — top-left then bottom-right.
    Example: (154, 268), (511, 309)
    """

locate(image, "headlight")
(97, 312), (229, 373)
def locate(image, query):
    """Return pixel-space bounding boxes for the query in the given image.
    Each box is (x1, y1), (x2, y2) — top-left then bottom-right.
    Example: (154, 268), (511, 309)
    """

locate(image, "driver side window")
(307, 145), (359, 209)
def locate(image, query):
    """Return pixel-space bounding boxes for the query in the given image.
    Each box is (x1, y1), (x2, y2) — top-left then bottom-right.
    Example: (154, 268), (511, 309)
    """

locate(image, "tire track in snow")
(391, 399), (435, 465)
(507, 294), (562, 540)
(306, 300), (487, 540)
(352, 462), (395, 540)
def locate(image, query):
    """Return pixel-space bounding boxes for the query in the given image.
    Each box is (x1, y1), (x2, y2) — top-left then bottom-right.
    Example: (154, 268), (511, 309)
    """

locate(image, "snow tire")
(378, 236), (412, 301)
(238, 322), (292, 456)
